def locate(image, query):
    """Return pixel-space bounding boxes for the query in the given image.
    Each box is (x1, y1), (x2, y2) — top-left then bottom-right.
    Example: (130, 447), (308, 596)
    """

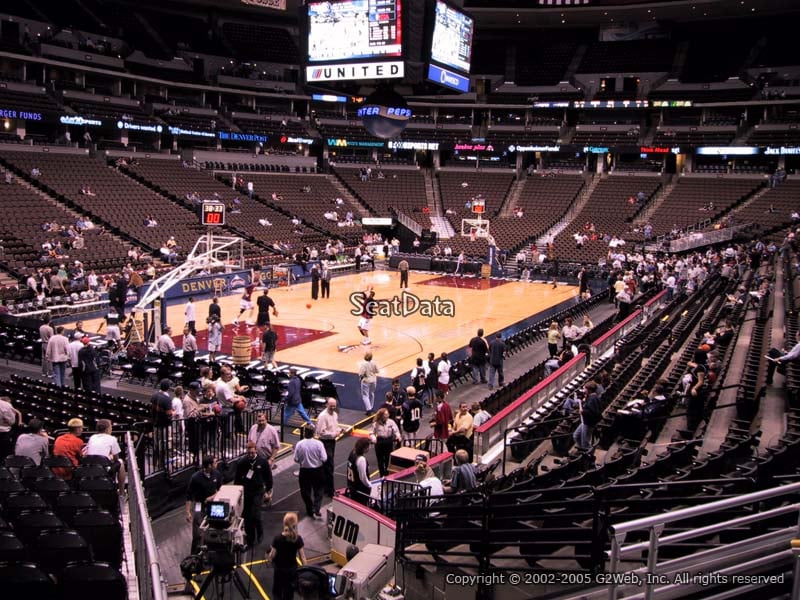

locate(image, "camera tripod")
(188, 549), (253, 599)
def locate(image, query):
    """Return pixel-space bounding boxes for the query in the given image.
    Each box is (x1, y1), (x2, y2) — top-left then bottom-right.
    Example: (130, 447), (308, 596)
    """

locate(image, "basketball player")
(357, 287), (376, 346)
(233, 279), (258, 326)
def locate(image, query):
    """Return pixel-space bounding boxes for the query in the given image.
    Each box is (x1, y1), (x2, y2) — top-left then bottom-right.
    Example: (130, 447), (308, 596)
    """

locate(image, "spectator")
(85, 419), (126, 495)
(284, 368), (313, 426)
(573, 382), (602, 452)
(488, 333), (505, 390)
(443, 449), (476, 493)
(430, 390), (453, 440)
(269, 513), (306, 600)
(293, 425), (327, 519)
(471, 402), (492, 428)
(547, 321), (561, 357)
(248, 411), (280, 464)
(53, 418), (85, 478)
(14, 418), (48, 465)
(358, 351), (380, 415)
(346, 438), (373, 506)
(46, 326), (71, 387)
(78, 336), (102, 394)
(370, 408), (401, 477)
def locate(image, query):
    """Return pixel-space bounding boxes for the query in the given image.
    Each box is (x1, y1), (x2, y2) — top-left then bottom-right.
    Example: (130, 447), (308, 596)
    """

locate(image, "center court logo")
(349, 291), (455, 318)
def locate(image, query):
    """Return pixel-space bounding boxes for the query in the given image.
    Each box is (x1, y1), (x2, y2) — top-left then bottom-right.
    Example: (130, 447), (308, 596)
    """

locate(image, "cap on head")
(415, 454), (427, 463)
(81, 336), (90, 345)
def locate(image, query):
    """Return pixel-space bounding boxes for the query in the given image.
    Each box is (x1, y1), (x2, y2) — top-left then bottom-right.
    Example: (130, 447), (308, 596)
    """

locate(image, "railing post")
(644, 524), (663, 600)
(607, 532), (623, 600)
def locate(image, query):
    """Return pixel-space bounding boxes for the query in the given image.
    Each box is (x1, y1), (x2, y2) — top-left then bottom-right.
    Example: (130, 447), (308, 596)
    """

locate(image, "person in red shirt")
(233, 281), (258, 326)
(430, 390), (453, 440)
(53, 417), (86, 479)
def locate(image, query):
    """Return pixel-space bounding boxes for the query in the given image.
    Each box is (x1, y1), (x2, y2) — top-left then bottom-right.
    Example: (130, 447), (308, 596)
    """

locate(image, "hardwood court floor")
(76, 271), (576, 379)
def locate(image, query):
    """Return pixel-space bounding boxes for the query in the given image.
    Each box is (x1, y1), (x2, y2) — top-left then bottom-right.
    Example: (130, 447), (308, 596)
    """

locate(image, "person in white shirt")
(315, 399), (339, 497)
(185, 297), (196, 335)
(85, 419), (126, 495)
(68, 336), (85, 391)
(437, 352), (452, 393)
(413, 454), (444, 516)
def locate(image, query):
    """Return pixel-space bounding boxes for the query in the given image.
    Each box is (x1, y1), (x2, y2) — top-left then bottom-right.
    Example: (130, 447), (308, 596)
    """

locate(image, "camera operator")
(234, 441), (273, 548)
(185, 456), (222, 555)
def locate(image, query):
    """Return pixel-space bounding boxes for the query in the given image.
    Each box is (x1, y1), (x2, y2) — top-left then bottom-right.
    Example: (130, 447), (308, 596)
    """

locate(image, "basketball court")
(72, 270), (577, 379)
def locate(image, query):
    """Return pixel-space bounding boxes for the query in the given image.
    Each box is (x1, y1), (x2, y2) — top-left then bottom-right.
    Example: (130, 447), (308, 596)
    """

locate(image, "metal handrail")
(606, 480), (800, 600)
(125, 431), (168, 600)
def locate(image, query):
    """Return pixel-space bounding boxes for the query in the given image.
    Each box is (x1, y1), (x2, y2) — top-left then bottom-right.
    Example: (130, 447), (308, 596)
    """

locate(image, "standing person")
(488, 333), (505, 390)
(573, 382), (602, 452)
(14, 418), (48, 465)
(39, 315), (54, 378)
(47, 326), (71, 388)
(206, 315), (222, 363)
(268, 513), (307, 600)
(447, 402), (474, 459)
(389, 378), (408, 409)
(68, 333), (84, 390)
(398, 257), (409, 288)
(184, 297), (196, 335)
(293, 425), (327, 518)
(578, 265), (590, 299)
(105, 306), (122, 351)
(468, 329), (489, 385)
(430, 390), (453, 441)
(357, 287), (376, 346)
(370, 408), (401, 477)
(78, 337), (102, 394)
(256, 288), (278, 328)
(562, 317), (581, 350)
(310, 264), (320, 300)
(437, 351), (452, 395)
(182, 325), (197, 371)
(320, 262), (331, 299)
(424, 352), (438, 407)
(315, 399), (339, 497)
(471, 401), (492, 428)
(547, 322), (561, 358)
(208, 297), (221, 324)
(150, 379), (174, 471)
(354, 245), (362, 272)
(261, 323), (278, 368)
(358, 351), (380, 415)
(346, 438), (373, 506)
(284, 368), (313, 426)
(248, 411), (280, 464)
(156, 326), (176, 380)
(454, 251), (465, 276)
(410, 358), (430, 405)
(235, 441), (272, 547)
(685, 349), (709, 433)
(185, 456), (222, 554)
(401, 387), (423, 441)
(233, 281), (257, 326)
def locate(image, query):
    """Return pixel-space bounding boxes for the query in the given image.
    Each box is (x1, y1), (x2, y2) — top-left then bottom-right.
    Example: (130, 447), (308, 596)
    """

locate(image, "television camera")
(181, 485), (251, 599)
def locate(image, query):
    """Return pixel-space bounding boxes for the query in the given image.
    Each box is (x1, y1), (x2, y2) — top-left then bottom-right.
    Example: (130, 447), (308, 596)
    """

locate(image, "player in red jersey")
(233, 274), (259, 326)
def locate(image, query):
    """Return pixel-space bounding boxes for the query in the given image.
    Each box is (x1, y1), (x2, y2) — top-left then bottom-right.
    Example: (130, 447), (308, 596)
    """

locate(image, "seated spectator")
(53, 418), (86, 479)
(85, 419), (127, 495)
(443, 449), (476, 493)
(4, 171), (12, 184)
(145, 216), (158, 227)
(14, 418), (49, 465)
(31, 167), (41, 178)
(515, 207), (524, 218)
(258, 218), (273, 227)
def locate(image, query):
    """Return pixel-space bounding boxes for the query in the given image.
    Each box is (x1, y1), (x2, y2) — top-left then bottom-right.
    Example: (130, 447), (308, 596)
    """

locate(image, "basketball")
(233, 399), (246, 411)
(306, 303), (312, 309)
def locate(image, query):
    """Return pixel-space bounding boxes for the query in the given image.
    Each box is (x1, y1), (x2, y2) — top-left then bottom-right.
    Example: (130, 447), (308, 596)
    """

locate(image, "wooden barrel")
(232, 336), (252, 365)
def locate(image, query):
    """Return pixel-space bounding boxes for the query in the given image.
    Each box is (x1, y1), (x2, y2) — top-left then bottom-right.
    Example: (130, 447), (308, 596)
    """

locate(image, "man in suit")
(310, 264), (320, 300)
(321, 262), (331, 299)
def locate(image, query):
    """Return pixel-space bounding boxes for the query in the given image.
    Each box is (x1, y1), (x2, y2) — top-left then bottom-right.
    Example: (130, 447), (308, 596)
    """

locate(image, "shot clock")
(201, 201), (226, 226)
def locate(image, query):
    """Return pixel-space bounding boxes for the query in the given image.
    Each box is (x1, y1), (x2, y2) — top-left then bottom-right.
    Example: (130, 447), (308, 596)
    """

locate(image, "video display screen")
(308, 0), (403, 63)
(430, 0), (473, 74)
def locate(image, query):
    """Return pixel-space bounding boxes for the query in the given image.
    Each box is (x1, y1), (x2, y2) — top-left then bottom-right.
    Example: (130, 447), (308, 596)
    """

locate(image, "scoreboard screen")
(430, 0), (473, 74)
(201, 202), (226, 226)
(307, 0), (403, 63)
